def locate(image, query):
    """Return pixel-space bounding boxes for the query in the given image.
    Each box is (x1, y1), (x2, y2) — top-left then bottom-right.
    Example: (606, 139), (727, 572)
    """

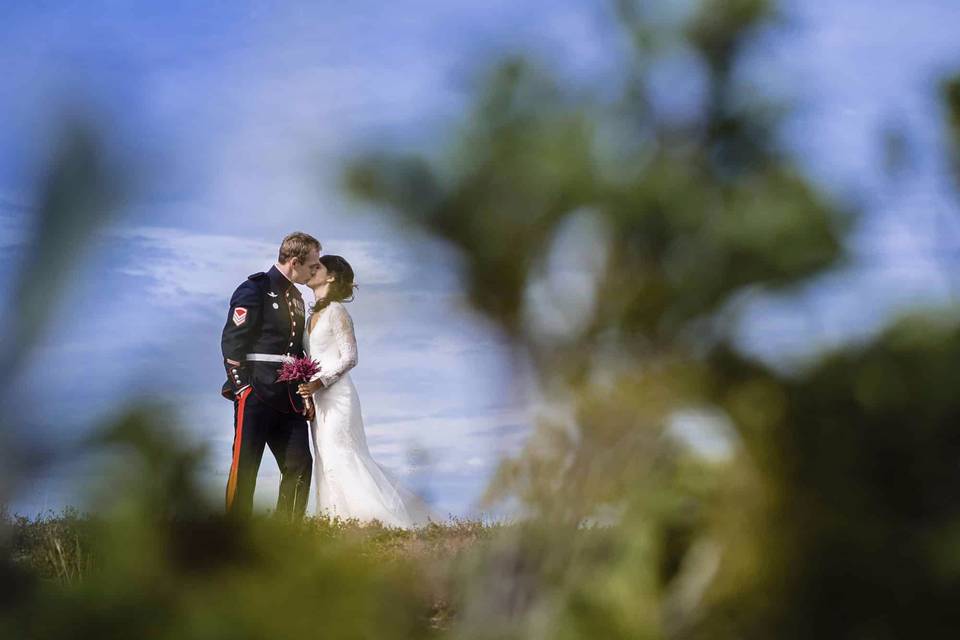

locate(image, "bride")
(297, 254), (435, 528)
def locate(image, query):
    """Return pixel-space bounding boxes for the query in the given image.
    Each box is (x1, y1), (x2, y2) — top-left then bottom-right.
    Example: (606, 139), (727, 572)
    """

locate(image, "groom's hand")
(223, 358), (251, 396)
(304, 404), (316, 421)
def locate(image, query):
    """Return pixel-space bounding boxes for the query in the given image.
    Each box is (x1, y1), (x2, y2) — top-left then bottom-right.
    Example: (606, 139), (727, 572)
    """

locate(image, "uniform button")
(289, 342), (294, 347)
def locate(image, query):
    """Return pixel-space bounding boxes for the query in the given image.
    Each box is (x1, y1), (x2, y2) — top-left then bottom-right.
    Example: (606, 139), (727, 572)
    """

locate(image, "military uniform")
(221, 265), (312, 518)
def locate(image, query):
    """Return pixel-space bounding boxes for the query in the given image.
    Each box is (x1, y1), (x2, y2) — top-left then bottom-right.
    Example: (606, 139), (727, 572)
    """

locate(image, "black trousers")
(225, 387), (312, 519)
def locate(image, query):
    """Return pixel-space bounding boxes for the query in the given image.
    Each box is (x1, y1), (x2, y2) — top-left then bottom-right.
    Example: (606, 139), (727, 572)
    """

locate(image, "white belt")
(245, 353), (294, 363)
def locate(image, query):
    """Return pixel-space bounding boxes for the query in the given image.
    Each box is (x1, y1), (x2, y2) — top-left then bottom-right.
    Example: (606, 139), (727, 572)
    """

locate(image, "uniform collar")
(268, 265), (298, 295)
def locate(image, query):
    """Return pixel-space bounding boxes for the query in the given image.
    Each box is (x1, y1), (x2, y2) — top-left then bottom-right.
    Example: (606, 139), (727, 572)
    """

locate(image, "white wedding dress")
(304, 301), (435, 528)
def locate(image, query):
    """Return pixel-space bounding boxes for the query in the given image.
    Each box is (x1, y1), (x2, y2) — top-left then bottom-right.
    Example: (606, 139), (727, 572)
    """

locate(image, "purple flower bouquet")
(277, 357), (321, 415)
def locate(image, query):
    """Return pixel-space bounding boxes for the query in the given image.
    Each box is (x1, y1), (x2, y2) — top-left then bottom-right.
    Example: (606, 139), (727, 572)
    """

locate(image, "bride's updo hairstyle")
(312, 254), (358, 313)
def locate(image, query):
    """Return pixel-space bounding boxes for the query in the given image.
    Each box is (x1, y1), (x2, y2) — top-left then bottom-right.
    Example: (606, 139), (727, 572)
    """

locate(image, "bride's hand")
(297, 380), (322, 397)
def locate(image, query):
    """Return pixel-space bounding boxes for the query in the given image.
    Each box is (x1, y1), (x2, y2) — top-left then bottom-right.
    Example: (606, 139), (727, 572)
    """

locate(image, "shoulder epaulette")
(247, 271), (268, 281)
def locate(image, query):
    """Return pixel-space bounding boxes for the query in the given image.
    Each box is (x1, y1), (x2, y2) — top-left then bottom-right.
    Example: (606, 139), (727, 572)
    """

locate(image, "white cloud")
(111, 226), (277, 304)
(109, 225), (411, 308)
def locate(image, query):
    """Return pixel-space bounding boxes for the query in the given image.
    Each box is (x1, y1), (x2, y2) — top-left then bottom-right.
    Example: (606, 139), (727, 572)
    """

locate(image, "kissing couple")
(220, 232), (434, 528)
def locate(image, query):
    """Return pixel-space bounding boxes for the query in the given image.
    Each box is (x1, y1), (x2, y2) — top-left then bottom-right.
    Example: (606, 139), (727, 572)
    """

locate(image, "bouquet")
(277, 357), (322, 415)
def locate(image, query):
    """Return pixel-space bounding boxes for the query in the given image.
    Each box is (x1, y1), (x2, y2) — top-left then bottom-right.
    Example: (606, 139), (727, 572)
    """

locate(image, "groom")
(220, 231), (321, 519)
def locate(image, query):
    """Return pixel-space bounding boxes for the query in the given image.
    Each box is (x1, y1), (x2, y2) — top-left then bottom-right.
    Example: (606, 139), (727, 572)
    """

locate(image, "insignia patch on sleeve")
(232, 307), (248, 326)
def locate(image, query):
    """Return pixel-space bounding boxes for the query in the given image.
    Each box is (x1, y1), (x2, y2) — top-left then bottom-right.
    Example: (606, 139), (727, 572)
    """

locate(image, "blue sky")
(2, 0), (959, 516)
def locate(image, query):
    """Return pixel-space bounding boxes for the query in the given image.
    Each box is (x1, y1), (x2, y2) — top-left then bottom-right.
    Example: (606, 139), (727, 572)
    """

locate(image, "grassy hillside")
(5, 508), (504, 632)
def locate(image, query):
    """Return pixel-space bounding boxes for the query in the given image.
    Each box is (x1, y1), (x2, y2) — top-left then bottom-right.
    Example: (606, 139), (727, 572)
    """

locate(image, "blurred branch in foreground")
(1, 122), (123, 374)
(0, 119), (123, 538)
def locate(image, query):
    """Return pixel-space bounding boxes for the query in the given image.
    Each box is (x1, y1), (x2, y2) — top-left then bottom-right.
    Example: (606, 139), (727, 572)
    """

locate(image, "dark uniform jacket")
(221, 265), (307, 413)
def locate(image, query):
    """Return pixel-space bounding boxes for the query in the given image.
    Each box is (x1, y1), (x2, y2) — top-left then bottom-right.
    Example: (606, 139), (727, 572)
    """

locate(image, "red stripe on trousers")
(225, 387), (252, 512)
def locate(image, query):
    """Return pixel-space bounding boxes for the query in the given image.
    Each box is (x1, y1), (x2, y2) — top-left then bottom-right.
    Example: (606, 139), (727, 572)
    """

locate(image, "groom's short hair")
(278, 232), (321, 265)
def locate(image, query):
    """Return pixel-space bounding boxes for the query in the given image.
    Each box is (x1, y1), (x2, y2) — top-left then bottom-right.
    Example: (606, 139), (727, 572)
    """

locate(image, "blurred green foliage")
(5, 1), (960, 638)
(345, 1), (960, 638)
(2, 411), (494, 638)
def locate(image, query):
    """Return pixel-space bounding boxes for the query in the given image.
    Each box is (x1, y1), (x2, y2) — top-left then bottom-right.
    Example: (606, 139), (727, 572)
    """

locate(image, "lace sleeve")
(318, 303), (358, 387)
